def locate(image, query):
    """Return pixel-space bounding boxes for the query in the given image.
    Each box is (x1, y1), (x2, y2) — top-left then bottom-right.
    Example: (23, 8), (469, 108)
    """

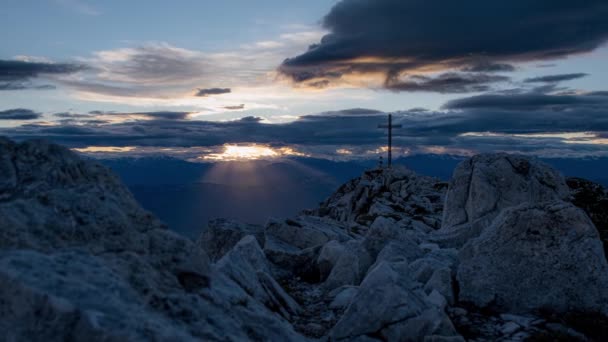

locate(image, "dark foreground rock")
(0, 138), (304, 341)
(1, 137), (607, 341)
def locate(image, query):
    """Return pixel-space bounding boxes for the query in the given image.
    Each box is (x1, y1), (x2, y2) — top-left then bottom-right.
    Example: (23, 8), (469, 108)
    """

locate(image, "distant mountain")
(100, 154), (608, 237)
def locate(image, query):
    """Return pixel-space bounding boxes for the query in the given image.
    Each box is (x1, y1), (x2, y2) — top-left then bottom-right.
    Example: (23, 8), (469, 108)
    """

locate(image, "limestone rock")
(315, 166), (446, 228)
(0, 138), (306, 341)
(217, 235), (301, 320)
(317, 240), (346, 281)
(265, 215), (351, 250)
(330, 262), (459, 341)
(436, 154), (570, 247)
(197, 218), (264, 262)
(458, 201), (608, 314)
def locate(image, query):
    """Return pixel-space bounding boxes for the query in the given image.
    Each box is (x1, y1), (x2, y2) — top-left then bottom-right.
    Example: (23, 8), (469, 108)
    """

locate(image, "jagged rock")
(328, 286), (359, 310)
(317, 240), (346, 281)
(324, 241), (366, 290)
(0, 138), (306, 341)
(0, 249), (195, 341)
(315, 166), (446, 227)
(330, 262), (459, 341)
(265, 215), (351, 250)
(0, 139), (166, 254)
(197, 218), (264, 262)
(435, 154), (570, 247)
(217, 235), (301, 320)
(263, 235), (322, 282)
(5, 138), (608, 341)
(458, 201), (608, 314)
(363, 216), (425, 260)
(424, 268), (455, 305)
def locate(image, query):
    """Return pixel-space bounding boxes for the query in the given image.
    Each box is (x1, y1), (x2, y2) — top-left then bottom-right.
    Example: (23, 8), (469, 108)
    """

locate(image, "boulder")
(217, 236), (301, 320)
(324, 244), (364, 291)
(458, 201), (608, 314)
(263, 235), (322, 282)
(317, 240), (346, 281)
(435, 154), (570, 247)
(330, 262), (459, 341)
(0, 249), (194, 342)
(197, 219), (264, 262)
(265, 216), (351, 250)
(328, 286), (359, 310)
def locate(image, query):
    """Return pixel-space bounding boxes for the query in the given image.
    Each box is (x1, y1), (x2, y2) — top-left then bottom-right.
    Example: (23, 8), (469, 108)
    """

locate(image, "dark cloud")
(3, 91), (608, 158)
(315, 108), (384, 116)
(402, 108), (430, 113)
(0, 108), (42, 120)
(54, 112), (93, 119)
(136, 112), (191, 120)
(195, 88), (231, 97)
(280, 0), (608, 91)
(223, 104), (245, 110)
(386, 73), (509, 94)
(237, 116), (263, 123)
(0, 59), (86, 91)
(443, 92), (608, 112)
(0, 82), (56, 91)
(524, 73), (589, 83)
(461, 62), (516, 73)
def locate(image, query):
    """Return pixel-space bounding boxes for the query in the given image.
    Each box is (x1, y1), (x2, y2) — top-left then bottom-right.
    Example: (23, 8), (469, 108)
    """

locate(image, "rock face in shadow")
(0, 138), (304, 341)
(567, 177), (608, 257)
(197, 218), (265, 262)
(458, 201), (608, 314)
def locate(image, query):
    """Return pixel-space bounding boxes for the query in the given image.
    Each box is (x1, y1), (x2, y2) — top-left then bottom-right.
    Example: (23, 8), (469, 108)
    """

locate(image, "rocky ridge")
(1, 138), (608, 341)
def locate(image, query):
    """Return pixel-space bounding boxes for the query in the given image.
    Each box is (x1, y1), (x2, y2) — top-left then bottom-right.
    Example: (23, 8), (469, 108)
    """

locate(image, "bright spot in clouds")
(202, 144), (307, 161)
(72, 146), (136, 153)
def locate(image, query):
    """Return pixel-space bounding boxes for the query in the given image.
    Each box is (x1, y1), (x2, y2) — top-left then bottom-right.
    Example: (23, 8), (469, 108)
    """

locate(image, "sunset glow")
(202, 144), (307, 161)
(72, 146), (136, 153)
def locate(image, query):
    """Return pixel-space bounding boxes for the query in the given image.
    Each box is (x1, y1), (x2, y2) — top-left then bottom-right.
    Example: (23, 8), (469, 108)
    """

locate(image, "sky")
(1, 0), (608, 161)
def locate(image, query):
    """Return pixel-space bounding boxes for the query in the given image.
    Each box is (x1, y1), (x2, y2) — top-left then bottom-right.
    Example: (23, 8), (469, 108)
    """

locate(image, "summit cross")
(378, 113), (402, 168)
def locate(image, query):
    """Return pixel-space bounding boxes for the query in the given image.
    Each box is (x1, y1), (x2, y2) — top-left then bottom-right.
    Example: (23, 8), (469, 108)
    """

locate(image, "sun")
(201, 144), (308, 161)
(202, 144), (279, 161)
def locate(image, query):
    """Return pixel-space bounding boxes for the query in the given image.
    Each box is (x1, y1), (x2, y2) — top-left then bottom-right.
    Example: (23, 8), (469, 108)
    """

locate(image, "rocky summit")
(1, 138), (608, 341)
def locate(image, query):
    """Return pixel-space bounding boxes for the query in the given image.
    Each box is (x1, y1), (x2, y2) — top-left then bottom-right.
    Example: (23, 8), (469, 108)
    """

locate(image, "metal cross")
(378, 113), (402, 168)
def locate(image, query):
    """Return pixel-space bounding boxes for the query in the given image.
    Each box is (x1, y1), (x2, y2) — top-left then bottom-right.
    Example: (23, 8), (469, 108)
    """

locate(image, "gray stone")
(197, 219), (264, 261)
(458, 201), (608, 314)
(436, 154), (570, 247)
(331, 262), (459, 341)
(265, 215), (350, 250)
(424, 268), (455, 305)
(329, 286), (359, 310)
(217, 236), (301, 320)
(317, 240), (346, 281)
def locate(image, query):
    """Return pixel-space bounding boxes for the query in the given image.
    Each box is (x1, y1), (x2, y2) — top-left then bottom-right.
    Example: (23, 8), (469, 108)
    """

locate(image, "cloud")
(136, 111), (191, 120)
(223, 104), (245, 110)
(54, 112), (93, 119)
(0, 59), (86, 91)
(4, 89), (608, 159)
(385, 73), (510, 93)
(65, 35), (322, 101)
(461, 62), (516, 73)
(0, 108), (42, 120)
(443, 92), (608, 111)
(279, 0), (608, 91)
(195, 88), (231, 97)
(524, 73), (589, 83)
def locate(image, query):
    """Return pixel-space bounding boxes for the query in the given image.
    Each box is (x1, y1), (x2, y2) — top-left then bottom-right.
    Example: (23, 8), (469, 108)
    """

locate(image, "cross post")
(378, 113), (402, 168)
